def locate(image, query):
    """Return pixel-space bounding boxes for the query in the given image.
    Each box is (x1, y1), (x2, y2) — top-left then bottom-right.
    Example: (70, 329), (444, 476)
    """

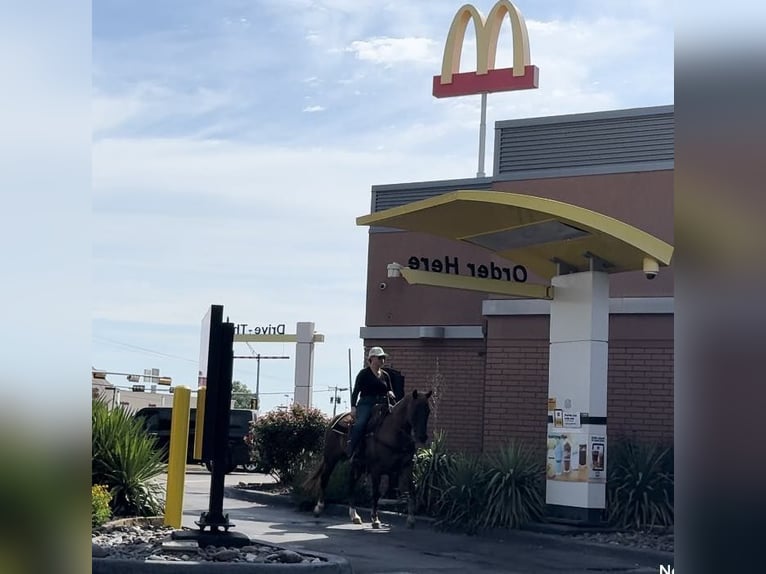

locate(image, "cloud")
(92, 84), (233, 135)
(302, 104), (326, 112)
(346, 37), (440, 67)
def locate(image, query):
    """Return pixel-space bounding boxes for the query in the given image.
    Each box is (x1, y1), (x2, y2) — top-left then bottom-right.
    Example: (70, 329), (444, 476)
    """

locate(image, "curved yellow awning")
(357, 190), (673, 280)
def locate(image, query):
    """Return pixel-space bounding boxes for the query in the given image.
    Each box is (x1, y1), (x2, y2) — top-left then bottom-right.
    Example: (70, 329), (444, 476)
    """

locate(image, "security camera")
(378, 282), (387, 290)
(387, 263), (402, 278)
(643, 257), (659, 280)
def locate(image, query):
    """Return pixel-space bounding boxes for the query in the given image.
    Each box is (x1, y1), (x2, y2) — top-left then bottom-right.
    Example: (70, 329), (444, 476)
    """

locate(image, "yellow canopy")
(357, 190), (673, 280)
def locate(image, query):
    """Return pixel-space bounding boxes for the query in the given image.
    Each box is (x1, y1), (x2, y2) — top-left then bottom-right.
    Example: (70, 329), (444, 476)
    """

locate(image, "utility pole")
(329, 386), (348, 418)
(232, 353), (289, 411)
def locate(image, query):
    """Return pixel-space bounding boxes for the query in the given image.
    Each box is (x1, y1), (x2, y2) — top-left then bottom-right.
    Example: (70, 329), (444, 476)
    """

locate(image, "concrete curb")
(225, 486), (673, 564)
(225, 486), (436, 528)
(94, 509), (352, 573)
(92, 550), (352, 573)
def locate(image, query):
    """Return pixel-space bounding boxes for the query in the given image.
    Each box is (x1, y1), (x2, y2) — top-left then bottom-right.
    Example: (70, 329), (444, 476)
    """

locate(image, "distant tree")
(231, 380), (253, 409)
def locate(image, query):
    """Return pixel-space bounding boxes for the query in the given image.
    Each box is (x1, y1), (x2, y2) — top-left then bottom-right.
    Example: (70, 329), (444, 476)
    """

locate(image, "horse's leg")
(399, 463), (416, 529)
(313, 455), (335, 517)
(370, 470), (382, 529)
(313, 435), (341, 517)
(348, 459), (362, 525)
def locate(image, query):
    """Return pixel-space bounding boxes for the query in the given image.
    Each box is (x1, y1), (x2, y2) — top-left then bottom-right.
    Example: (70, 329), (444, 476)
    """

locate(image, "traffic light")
(158, 376), (172, 385)
(250, 397), (259, 410)
(131, 384), (145, 393)
(92, 371), (107, 380)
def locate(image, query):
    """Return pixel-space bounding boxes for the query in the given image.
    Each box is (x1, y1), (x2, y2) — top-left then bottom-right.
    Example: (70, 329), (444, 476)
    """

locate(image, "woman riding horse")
(305, 388), (433, 529)
(346, 346), (395, 461)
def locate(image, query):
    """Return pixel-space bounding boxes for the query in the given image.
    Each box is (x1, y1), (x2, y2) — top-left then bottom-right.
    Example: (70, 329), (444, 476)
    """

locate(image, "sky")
(91, 0), (673, 416)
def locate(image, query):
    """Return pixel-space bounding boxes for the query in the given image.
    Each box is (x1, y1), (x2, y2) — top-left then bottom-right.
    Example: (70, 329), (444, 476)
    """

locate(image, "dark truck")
(134, 407), (257, 474)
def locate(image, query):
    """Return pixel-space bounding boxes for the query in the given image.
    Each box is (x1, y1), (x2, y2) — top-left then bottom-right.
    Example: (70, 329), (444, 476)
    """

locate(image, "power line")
(94, 335), (287, 382)
(94, 336), (198, 363)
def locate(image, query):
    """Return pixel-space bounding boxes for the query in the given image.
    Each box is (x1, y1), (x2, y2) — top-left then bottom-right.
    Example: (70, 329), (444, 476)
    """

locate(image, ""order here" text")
(408, 255), (527, 282)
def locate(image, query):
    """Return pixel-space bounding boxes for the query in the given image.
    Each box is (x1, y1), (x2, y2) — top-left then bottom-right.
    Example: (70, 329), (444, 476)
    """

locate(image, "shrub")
(481, 441), (545, 529)
(434, 453), (487, 534)
(606, 438), (674, 529)
(251, 404), (329, 485)
(92, 399), (166, 517)
(92, 484), (112, 527)
(413, 431), (452, 515)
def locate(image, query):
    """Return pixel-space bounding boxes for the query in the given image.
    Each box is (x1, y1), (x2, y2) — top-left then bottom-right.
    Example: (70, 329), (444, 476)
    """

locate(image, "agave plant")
(412, 431), (452, 515)
(606, 438), (674, 529)
(92, 399), (166, 517)
(434, 453), (487, 533)
(482, 441), (545, 529)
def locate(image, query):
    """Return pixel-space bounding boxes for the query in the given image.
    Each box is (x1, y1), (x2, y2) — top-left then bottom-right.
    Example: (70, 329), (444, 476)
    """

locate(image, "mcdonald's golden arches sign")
(433, 0), (539, 98)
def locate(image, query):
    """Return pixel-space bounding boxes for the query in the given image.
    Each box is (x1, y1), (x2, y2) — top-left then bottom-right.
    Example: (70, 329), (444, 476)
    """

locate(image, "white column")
(293, 322), (315, 408)
(545, 271), (609, 523)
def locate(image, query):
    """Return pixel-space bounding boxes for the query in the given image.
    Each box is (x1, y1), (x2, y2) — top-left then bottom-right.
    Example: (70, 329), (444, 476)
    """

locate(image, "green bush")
(606, 438), (674, 529)
(251, 404), (329, 485)
(481, 441), (545, 529)
(92, 484), (112, 527)
(434, 453), (487, 534)
(92, 399), (166, 517)
(413, 431), (452, 515)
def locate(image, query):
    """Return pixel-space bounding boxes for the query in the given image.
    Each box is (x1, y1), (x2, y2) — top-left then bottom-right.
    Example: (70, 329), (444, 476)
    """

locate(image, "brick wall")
(481, 314), (674, 454)
(365, 314), (674, 457)
(364, 340), (486, 453)
(607, 342), (674, 444)
(484, 339), (549, 454)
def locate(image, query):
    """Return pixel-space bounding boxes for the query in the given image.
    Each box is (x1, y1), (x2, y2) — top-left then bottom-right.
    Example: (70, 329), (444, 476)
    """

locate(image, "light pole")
(329, 386), (348, 418)
(232, 354), (289, 412)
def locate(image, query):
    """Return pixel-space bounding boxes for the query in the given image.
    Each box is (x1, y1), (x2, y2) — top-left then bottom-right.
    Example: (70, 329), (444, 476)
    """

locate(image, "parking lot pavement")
(173, 470), (671, 574)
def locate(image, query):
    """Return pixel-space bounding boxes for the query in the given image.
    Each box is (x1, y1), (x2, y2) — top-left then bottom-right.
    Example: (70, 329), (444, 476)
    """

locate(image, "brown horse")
(304, 389), (432, 529)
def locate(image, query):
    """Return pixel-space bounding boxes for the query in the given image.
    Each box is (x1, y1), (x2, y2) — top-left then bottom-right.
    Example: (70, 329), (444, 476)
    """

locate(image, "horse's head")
(405, 389), (433, 445)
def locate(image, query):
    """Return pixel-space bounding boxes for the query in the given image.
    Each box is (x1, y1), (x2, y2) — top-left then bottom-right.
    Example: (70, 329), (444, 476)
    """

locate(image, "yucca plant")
(482, 441), (545, 529)
(92, 399), (166, 517)
(413, 431), (452, 515)
(606, 438), (674, 529)
(434, 453), (487, 533)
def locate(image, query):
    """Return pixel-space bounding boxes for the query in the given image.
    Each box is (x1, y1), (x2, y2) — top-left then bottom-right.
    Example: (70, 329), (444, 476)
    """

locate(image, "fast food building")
(357, 104), (674, 459)
(355, 0), (673, 523)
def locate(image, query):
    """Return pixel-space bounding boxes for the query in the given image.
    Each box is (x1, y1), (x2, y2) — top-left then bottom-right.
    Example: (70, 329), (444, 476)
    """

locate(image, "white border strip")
(482, 297), (674, 316)
(360, 325), (484, 340)
(361, 298), (672, 340)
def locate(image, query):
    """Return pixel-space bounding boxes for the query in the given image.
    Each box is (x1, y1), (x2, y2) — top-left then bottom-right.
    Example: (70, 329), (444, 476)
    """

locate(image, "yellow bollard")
(193, 386), (206, 461)
(164, 386), (191, 528)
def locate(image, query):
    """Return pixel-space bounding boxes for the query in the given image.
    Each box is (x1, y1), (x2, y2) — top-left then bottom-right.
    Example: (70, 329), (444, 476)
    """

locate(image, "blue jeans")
(347, 398), (378, 455)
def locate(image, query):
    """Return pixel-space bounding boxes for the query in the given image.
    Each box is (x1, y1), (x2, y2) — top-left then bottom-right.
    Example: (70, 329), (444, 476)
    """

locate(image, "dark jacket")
(351, 367), (392, 407)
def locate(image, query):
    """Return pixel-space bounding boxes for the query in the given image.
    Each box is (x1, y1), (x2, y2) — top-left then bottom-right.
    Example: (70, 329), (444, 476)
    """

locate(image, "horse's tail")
(301, 457), (326, 497)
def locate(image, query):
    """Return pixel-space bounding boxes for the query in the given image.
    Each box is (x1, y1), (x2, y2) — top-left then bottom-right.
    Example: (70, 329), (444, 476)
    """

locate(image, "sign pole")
(477, 92), (487, 178)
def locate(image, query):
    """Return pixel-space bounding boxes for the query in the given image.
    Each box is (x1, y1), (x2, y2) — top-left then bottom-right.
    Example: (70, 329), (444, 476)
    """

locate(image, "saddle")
(331, 404), (393, 462)
(331, 404), (391, 433)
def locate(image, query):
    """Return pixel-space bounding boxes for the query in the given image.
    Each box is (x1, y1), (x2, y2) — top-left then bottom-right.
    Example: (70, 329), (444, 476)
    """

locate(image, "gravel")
(91, 523), (325, 564)
(569, 529), (674, 554)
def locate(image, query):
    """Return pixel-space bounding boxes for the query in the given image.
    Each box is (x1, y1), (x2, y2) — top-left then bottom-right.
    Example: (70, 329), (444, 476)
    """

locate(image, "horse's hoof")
(352, 516), (362, 525)
(406, 518), (415, 529)
(372, 520), (381, 530)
